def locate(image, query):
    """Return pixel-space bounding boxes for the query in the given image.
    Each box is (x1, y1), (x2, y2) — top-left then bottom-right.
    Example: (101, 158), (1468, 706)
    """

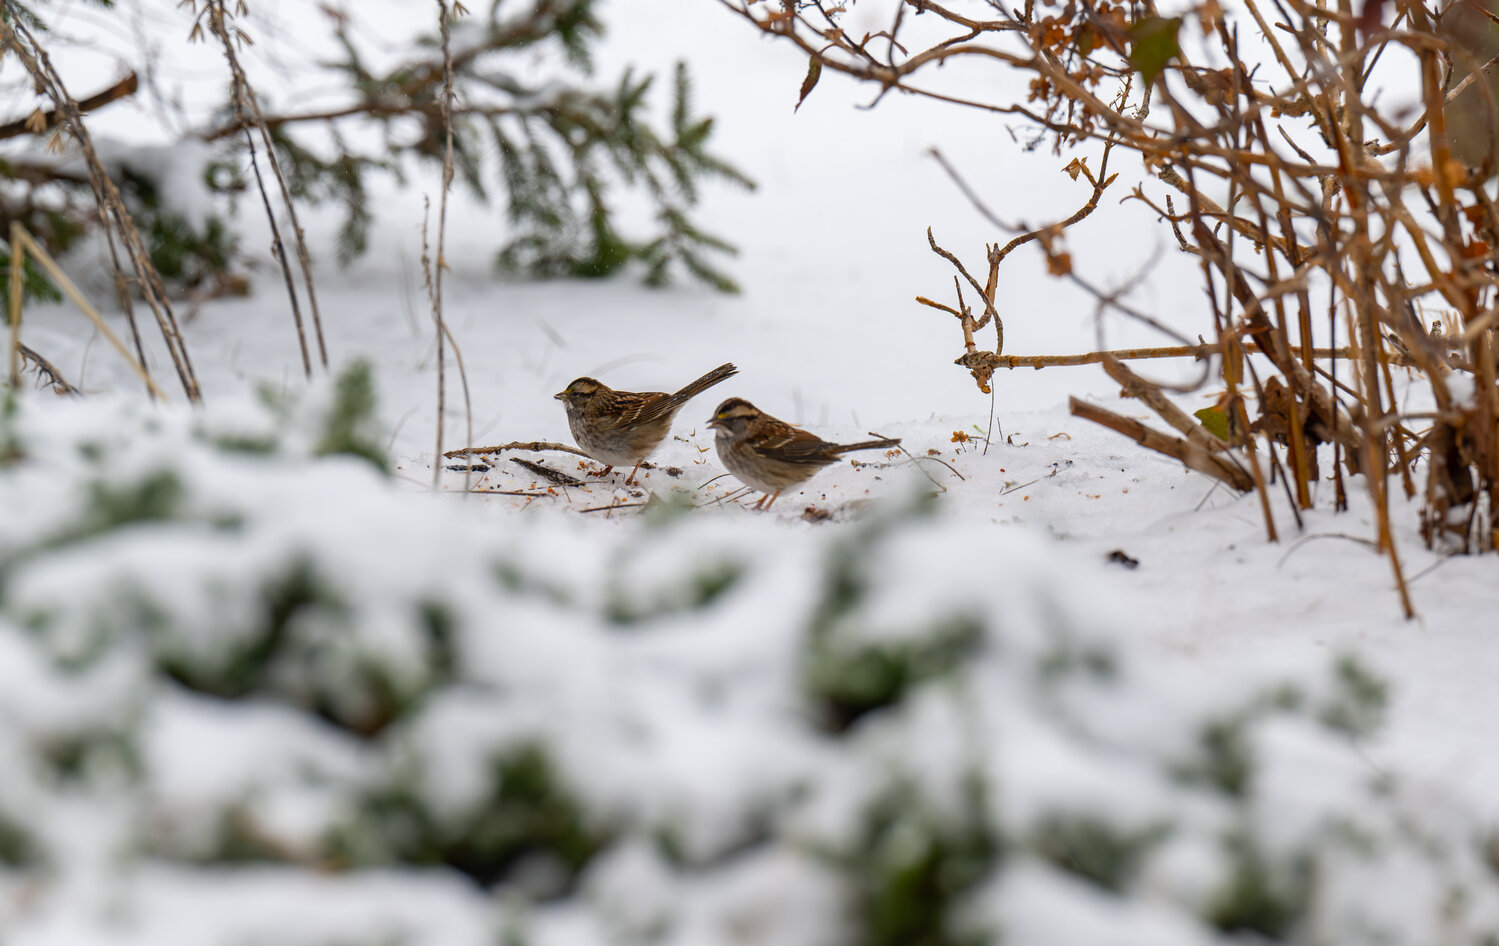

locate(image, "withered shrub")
(723, 0), (1499, 616)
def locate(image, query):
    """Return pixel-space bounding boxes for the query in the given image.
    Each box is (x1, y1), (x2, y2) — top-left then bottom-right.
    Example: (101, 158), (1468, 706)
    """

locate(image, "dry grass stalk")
(197, 0), (328, 375)
(435, 312), (475, 493)
(7, 222), (23, 389)
(425, 0), (463, 490)
(7, 223), (168, 401)
(0, 16), (199, 402)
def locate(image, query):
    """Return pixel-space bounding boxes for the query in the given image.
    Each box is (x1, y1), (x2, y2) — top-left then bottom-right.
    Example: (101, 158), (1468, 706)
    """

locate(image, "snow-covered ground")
(4, 1), (1499, 943)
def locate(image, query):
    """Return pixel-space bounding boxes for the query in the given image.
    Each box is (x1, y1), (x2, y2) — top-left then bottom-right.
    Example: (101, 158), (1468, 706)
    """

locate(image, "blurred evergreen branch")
(0, 0), (752, 299)
(0, 0), (115, 32)
(202, 0), (755, 291)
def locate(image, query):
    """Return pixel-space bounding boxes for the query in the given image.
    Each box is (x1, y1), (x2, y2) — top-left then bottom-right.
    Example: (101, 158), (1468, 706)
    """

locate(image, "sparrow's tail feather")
(672, 362), (739, 402)
(833, 437), (901, 455)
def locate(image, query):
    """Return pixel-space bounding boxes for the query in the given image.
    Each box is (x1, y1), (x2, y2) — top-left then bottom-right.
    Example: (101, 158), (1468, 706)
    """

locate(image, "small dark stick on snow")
(510, 457), (584, 487)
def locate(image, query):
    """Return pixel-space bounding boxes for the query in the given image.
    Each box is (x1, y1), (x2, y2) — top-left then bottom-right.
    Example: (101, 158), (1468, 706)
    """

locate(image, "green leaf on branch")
(796, 56), (822, 113)
(1195, 405), (1230, 441)
(1128, 16), (1182, 86)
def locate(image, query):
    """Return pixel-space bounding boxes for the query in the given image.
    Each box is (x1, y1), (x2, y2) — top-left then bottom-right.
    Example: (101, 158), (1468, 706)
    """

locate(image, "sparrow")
(555, 362), (738, 485)
(708, 397), (901, 510)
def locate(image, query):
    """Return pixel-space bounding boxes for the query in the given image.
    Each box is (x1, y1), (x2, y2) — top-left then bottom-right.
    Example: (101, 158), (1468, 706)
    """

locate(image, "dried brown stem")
(0, 72), (138, 141)
(579, 502), (648, 514)
(203, 2), (327, 375)
(959, 344), (1359, 369)
(1101, 354), (1237, 457)
(442, 441), (593, 460)
(427, 0), (459, 490)
(510, 457), (585, 487)
(1068, 397), (1255, 491)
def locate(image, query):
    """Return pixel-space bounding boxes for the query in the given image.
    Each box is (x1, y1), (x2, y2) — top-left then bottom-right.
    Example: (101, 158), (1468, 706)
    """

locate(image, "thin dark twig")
(443, 440), (592, 459)
(696, 472), (735, 491)
(705, 484), (756, 507)
(437, 314), (475, 495)
(241, 126), (311, 376)
(204, 1), (327, 369)
(580, 502), (648, 514)
(1276, 531), (1383, 567)
(510, 457), (585, 487)
(929, 147), (1020, 230)
(984, 385), (999, 455)
(429, 0), (459, 488)
(869, 428), (966, 483)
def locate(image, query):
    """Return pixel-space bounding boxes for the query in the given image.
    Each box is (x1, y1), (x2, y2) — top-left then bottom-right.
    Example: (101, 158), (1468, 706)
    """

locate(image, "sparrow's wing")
(603, 392), (676, 428)
(748, 424), (841, 467)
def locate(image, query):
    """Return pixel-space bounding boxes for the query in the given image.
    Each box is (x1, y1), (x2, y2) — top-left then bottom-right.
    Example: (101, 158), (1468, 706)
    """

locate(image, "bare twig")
(443, 440), (592, 459)
(958, 344), (1358, 369)
(510, 457), (585, 487)
(579, 502), (648, 514)
(0, 72), (139, 141)
(1069, 397), (1255, 491)
(202, 6), (311, 377)
(437, 315), (474, 494)
(202, 2), (327, 371)
(428, 0), (459, 489)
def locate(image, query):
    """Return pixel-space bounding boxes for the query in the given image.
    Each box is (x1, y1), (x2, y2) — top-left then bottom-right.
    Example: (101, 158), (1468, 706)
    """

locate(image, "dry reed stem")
(436, 315), (474, 494)
(203, 6), (312, 377)
(7, 222), (23, 388)
(203, 2), (327, 370)
(9, 224), (169, 401)
(239, 124), (311, 376)
(427, 0), (459, 491)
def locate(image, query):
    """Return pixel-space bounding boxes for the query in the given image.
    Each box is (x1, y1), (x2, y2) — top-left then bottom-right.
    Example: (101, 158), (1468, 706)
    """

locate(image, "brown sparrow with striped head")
(556, 363), (738, 485)
(707, 397), (901, 510)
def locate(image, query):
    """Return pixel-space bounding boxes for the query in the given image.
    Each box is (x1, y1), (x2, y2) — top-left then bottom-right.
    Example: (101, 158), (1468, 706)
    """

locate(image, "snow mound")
(0, 375), (1494, 946)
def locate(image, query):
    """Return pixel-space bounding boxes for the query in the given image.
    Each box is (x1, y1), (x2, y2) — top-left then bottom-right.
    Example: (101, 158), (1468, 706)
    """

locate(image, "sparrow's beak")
(553, 392), (567, 400)
(706, 416), (722, 429)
